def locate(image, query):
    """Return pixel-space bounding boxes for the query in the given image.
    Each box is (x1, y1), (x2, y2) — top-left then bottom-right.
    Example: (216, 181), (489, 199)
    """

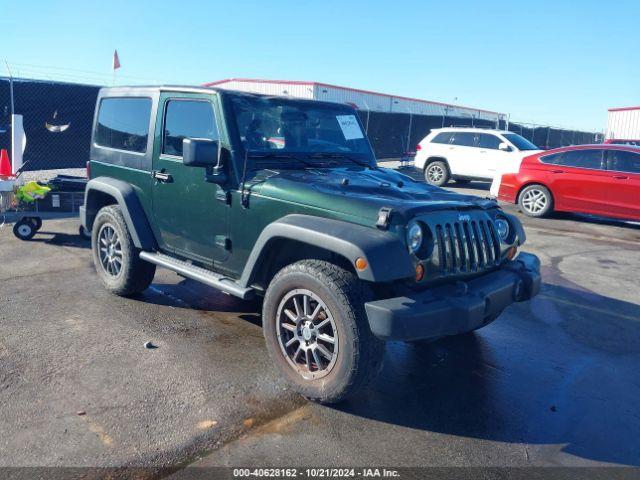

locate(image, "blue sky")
(2, 0), (638, 131)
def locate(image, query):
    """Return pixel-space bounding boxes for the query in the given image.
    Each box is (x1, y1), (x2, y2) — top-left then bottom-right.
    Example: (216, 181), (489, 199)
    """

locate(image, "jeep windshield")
(228, 94), (376, 167)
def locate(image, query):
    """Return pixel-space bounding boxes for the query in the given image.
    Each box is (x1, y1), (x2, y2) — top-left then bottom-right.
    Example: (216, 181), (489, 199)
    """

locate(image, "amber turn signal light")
(507, 246), (518, 260)
(355, 257), (368, 271)
(415, 264), (425, 282)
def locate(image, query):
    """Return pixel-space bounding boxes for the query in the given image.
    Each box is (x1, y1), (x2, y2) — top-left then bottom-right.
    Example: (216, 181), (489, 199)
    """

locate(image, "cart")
(0, 175), (89, 241)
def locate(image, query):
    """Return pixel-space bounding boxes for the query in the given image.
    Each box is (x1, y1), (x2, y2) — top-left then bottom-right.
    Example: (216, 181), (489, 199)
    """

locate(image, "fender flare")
(424, 156), (449, 171)
(81, 177), (157, 250)
(238, 214), (414, 287)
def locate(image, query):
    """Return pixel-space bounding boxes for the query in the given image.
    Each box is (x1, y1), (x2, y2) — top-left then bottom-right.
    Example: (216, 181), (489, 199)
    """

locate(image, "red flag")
(113, 50), (121, 70)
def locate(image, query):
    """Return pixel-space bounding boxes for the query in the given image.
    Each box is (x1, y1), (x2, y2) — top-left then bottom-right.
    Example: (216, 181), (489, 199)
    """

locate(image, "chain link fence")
(0, 76), (100, 172)
(500, 121), (603, 150)
(0, 71), (604, 171)
(356, 111), (603, 160)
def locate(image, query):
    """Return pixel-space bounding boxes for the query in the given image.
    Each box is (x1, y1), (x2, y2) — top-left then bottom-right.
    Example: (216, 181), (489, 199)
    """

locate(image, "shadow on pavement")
(135, 279), (264, 325)
(334, 282), (640, 466)
(548, 212), (640, 231)
(29, 231), (90, 248)
(446, 181), (491, 191)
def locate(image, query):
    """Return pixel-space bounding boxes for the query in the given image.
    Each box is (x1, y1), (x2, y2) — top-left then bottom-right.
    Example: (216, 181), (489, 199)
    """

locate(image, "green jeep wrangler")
(81, 86), (541, 403)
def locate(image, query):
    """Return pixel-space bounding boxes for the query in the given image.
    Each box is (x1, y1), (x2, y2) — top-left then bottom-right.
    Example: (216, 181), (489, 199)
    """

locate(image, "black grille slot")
(434, 217), (500, 275)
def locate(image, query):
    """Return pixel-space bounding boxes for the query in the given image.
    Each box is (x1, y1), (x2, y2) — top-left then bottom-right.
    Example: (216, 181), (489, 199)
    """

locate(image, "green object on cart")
(15, 182), (51, 203)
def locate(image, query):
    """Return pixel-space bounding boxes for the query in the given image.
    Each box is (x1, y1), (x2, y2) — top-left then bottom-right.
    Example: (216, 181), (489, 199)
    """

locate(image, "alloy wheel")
(276, 289), (338, 380)
(521, 188), (548, 214)
(427, 164), (445, 183)
(98, 224), (123, 277)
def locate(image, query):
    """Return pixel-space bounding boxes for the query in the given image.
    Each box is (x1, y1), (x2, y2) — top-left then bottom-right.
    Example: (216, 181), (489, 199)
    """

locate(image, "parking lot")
(1, 180), (639, 473)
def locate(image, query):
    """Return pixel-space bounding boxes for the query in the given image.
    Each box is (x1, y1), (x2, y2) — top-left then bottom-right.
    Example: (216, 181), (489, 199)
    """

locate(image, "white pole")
(11, 115), (25, 175)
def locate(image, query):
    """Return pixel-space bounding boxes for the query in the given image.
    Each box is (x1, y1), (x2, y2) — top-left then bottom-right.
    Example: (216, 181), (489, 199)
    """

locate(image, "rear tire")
(263, 260), (385, 404)
(91, 205), (156, 296)
(13, 219), (37, 241)
(424, 160), (450, 186)
(518, 184), (553, 217)
(28, 217), (43, 230)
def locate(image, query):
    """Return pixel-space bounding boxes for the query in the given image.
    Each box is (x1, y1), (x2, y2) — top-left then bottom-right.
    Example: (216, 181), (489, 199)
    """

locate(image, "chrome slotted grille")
(434, 218), (501, 275)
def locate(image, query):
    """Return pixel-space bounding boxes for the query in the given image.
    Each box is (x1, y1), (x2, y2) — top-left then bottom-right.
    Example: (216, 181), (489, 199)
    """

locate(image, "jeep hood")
(250, 167), (497, 222)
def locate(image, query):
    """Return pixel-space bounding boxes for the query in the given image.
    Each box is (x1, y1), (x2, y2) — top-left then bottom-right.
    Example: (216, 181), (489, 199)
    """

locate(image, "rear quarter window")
(539, 153), (562, 165)
(95, 97), (152, 153)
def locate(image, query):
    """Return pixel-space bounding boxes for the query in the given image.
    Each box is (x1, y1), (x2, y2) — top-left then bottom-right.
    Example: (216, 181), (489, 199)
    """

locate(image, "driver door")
(151, 92), (229, 265)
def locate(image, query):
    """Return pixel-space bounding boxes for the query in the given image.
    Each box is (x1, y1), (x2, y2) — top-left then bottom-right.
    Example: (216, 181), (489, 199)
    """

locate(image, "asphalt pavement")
(1, 180), (639, 474)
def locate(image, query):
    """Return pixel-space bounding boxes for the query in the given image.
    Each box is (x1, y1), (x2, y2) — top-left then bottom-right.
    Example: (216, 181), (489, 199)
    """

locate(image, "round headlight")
(495, 217), (510, 241)
(407, 221), (423, 253)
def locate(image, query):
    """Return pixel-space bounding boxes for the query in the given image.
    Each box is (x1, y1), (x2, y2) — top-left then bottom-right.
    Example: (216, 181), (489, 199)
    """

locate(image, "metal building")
(607, 106), (640, 140)
(204, 78), (506, 124)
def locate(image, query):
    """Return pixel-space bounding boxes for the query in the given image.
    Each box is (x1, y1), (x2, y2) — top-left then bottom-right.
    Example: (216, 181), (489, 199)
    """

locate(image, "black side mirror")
(183, 138), (227, 184)
(183, 138), (218, 167)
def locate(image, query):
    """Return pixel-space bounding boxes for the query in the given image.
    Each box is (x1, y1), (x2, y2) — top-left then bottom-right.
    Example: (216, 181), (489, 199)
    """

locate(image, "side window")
(162, 100), (218, 157)
(95, 97), (152, 153)
(430, 132), (453, 144)
(607, 150), (640, 174)
(478, 134), (502, 150)
(450, 132), (477, 147)
(555, 150), (605, 169)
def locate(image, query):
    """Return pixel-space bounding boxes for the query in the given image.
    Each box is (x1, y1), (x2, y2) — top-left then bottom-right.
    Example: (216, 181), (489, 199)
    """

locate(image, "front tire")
(424, 160), (450, 186)
(263, 260), (385, 404)
(518, 184), (553, 217)
(91, 205), (156, 296)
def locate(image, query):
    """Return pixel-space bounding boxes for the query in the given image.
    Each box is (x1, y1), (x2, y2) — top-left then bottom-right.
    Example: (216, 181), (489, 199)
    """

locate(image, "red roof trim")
(203, 78), (504, 116)
(608, 106), (640, 112)
(203, 78), (316, 87)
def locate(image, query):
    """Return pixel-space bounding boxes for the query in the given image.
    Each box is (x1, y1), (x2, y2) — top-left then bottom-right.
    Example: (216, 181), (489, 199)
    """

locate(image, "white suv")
(414, 128), (542, 187)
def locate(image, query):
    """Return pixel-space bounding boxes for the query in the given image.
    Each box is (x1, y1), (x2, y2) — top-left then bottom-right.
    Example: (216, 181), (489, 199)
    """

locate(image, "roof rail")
(445, 125), (500, 129)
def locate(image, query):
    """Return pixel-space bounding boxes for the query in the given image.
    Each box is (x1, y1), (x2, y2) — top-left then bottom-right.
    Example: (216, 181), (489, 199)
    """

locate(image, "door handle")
(549, 169), (564, 174)
(613, 175), (629, 180)
(151, 171), (173, 182)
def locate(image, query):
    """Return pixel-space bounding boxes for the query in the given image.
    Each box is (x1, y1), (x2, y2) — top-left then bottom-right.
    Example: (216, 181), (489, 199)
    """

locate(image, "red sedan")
(497, 144), (640, 220)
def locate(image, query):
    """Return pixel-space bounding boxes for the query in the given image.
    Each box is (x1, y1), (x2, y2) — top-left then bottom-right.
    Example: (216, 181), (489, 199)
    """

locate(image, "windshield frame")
(224, 91), (377, 168)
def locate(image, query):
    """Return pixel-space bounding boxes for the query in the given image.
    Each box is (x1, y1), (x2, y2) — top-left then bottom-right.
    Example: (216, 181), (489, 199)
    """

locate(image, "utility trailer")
(0, 175), (88, 240)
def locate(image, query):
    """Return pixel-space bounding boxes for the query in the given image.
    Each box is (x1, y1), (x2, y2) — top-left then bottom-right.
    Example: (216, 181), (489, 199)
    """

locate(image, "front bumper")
(364, 252), (541, 341)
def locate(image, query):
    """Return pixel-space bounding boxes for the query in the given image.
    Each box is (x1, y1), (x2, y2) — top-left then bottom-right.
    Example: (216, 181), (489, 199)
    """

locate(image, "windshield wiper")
(308, 152), (373, 168)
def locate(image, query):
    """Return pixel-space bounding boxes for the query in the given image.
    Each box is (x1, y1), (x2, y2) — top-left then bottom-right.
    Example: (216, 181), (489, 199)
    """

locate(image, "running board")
(139, 251), (254, 300)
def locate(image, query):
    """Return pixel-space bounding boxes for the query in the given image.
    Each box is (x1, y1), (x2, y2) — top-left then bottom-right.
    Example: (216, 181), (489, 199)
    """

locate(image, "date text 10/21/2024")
(232, 468), (400, 478)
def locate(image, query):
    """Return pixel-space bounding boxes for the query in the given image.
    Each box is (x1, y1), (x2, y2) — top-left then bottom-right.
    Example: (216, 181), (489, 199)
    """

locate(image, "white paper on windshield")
(336, 115), (364, 140)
